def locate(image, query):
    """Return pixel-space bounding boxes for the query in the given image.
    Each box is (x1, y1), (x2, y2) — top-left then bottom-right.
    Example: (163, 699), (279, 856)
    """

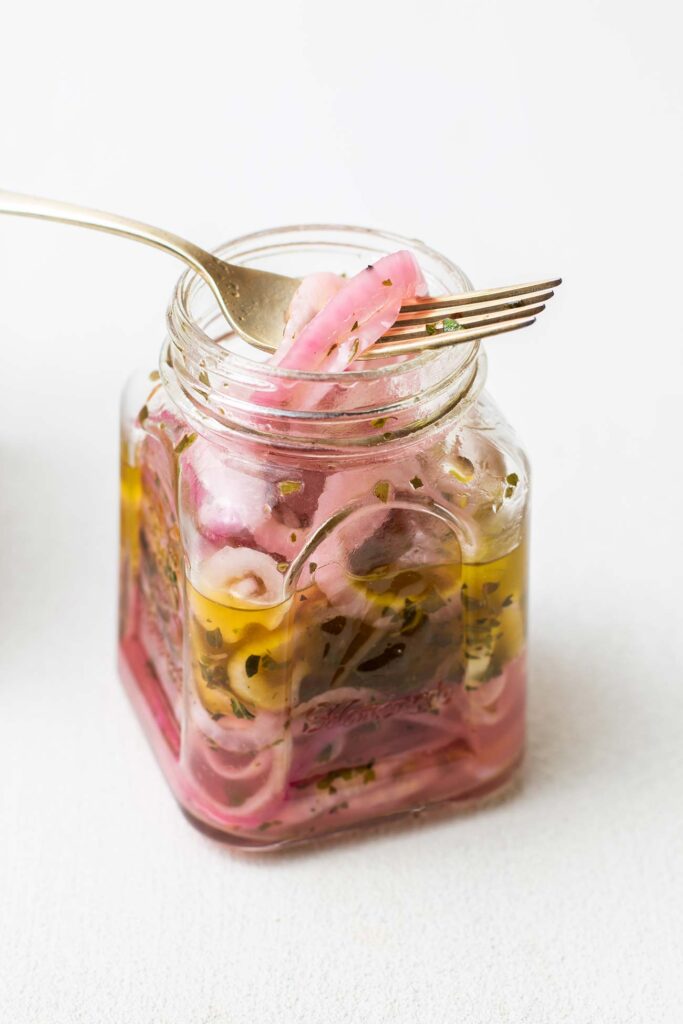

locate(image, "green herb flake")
(276, 562), (288, 574)
(506, 472), (519, 486)
(425, 323), (438, 336)
(258, 819), (282, 832)
(373, 480), (390, 503)
(351, 321), (359, 331)
(371, 417), (387, 429)
(410, 475), (423, 490)
(205, 627), (223, 649)
(138, 404), (149, 425)
(314, 760), (375, 794)
(321, 615), (347, 636)
(231, 697), (256, 720)
(382, 278), (393, 286)
(400, 605), (424, 636)
(358, 642), (405, 672)
(442, 317), (462, 331)
(278, 480), (303, 496)
(198, 370), (210, 387)
(200, 662), (227, 689)
(174, 433), (197, 455)
(505, 486), (515, 498)
(309, 562), (318, 575)
(245, 654), (261, 678)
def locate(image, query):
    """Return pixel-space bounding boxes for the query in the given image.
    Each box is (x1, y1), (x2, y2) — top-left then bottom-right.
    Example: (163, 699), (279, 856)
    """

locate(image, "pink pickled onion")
(274, 249), (427, 373)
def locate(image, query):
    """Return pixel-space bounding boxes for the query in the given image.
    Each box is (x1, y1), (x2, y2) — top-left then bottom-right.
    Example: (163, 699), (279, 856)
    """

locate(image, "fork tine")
(361, 314), (536, 359)
(391, 291), (553, 330)
(399, 278), (562, 314)
(381, 304), (546, 342)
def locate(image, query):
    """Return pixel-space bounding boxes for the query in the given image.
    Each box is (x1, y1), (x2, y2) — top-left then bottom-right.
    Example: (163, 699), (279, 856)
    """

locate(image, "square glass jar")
(118, 226), (528, 848)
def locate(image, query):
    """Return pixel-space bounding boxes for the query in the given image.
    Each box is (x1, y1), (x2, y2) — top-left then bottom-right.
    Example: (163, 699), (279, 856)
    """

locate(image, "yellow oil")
(119, 449), (142, 572)
(187, 540), (527, 718)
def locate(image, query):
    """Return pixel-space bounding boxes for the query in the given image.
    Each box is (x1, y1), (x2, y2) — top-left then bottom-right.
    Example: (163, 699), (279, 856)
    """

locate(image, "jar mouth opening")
(168, 223), (478, 384)
(163, 225), (485, 448)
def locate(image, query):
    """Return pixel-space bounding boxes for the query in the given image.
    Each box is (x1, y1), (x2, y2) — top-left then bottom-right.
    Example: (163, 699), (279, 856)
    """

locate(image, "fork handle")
(0, 188), (217, 280)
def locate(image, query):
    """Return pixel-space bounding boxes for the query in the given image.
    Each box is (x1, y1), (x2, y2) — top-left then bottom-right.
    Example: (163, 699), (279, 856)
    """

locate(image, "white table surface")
(1, 1), (681, 1021)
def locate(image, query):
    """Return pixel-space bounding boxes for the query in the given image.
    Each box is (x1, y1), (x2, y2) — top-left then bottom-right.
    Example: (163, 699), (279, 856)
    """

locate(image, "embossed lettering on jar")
(118, 226), (529, 848)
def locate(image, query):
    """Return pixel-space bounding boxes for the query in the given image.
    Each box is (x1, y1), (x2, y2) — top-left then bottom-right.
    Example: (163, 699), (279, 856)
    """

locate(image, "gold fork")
(0, 189), (560, 357)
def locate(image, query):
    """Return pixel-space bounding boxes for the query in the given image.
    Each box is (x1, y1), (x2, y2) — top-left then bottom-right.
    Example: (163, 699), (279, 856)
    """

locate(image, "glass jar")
(118, 226), (529, 849)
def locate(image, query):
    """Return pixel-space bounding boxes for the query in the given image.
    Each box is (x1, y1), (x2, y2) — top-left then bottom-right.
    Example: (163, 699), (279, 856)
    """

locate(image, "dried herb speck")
(278, 480), (302, 496)
(205, 627), (223, 649)
(358, 642), (405, 672)
(245, 654), (260, 678)
(373, 481), (390, 503)
(174, 433), (197, 455)
(321, 616), (347, 635)
(231, 697), (255, 720)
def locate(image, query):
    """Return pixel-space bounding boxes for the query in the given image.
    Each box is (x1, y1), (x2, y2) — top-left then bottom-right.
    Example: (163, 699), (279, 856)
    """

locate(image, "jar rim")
(167, 223), (478, 383)
(162, 225), (486, 449)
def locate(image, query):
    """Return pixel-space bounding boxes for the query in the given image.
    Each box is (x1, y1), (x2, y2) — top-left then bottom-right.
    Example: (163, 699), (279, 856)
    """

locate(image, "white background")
(1, 1), (682, 1021)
